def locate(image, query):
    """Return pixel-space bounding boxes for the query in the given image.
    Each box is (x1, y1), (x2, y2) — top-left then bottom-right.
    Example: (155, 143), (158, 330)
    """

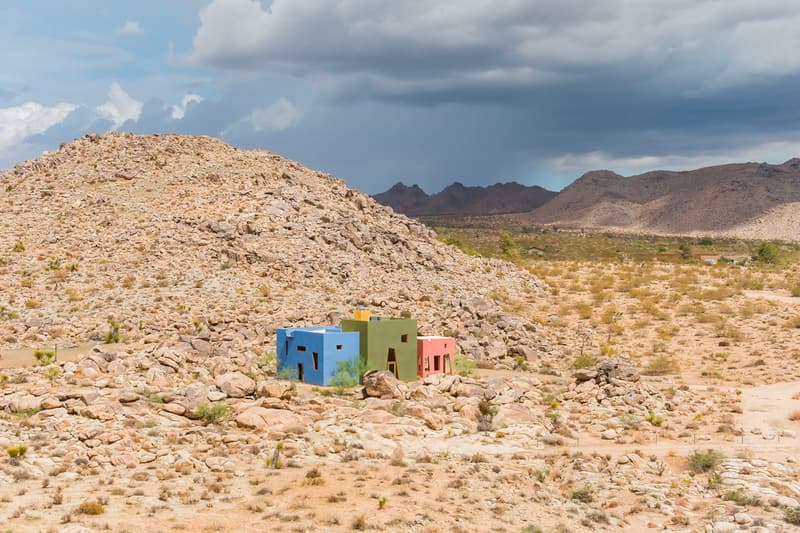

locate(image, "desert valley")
(0, 133), (799, 533)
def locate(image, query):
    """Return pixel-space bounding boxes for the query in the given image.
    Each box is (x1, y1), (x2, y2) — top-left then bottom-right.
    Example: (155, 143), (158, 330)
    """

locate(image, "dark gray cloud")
(5, 1), (800, 195)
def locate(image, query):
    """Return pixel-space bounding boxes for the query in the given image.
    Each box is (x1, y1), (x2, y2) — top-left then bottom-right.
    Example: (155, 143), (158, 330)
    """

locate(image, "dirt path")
(743, 289), (800, 304)
(0, 342), (106, 369)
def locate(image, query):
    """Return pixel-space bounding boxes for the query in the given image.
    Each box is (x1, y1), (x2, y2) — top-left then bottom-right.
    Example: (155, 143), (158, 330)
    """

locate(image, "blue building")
(276, 326), (360, 386)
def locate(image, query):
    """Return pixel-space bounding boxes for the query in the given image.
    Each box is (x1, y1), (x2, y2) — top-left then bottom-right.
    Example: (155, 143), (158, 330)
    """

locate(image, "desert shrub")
(785, 506), (800, 526)
(352, 514), (366, 530)
(6, 444), (27, 459)
(104, 318), (121, 343)
(754, 241), (780, 264)
(455, 354), (477, 377)
(477, 399), (497, 432)
(498, 232), (518, 259)
(303, 468), (324, 486)
(76, 501), (105, 515)
(328, 356), (367, 391)
(642, 354), (680, 375)
(12, 241), (25, 253)
(570, 486), (594, 503)
(688, 449), (723, 473)
(644, 412), (664, 427)
(34, 349), (56, 366)
(723, 489), (760, 506)
(571, 354), (596, 369)
(194, 403), (232, 424)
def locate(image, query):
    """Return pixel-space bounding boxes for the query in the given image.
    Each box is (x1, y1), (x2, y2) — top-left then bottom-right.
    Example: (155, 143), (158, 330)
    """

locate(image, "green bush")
(498, 232), (518, 259)
(688, 449), (724, 473)
(6, 444), (27, 459)
(723, 489), (760, 506)
(642, 354), (680, 375)
(644, 412), (664, 427)
(194, 403), (233, 424)
(104, 318), (121, 343)
(570, 486), (594, 503)
(34, 349), (55, 366)
(328, 356), (367, 391)
(755, 241), (780, 264)
(455, 355), (477, 377)
(571, 354), (596, 369)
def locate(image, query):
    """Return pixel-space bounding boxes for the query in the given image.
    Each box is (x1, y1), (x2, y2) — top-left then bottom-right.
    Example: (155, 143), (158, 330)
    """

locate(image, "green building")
(341, 309), (417, 381)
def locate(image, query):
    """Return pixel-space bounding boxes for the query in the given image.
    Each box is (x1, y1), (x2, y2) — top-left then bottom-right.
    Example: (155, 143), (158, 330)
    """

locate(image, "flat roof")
(418, 336), (453, 340)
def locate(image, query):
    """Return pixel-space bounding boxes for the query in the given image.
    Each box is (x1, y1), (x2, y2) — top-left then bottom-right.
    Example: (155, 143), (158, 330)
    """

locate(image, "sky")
(2, 1), (800, 194)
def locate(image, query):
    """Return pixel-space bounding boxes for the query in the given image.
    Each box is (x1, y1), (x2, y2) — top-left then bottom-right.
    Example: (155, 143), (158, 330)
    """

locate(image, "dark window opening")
(285, 340), (288, 355)
(401, 334), (408, 343)
(336, 344), (342, 350)
(297, 363), (304, 382)
(434, 356), (441, 371)
(297, 345), (306, 352)
(312, 352), (319, 371)
(387, 348), (398, 378)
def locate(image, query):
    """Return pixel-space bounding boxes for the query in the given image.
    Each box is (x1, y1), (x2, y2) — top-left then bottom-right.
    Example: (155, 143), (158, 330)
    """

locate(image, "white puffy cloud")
(171, 93), (204, 120)
(117, 21), (144, 36)
(244, 98), (300, 132)
(96, 83), (143, 129)
(189, 0), (800, 98)
(0, 101), (77, 153)
(546, 139), (800, 176)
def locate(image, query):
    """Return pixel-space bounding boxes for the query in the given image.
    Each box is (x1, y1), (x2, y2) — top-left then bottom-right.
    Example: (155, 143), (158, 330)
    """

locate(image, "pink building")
(417, 336), (456, 378)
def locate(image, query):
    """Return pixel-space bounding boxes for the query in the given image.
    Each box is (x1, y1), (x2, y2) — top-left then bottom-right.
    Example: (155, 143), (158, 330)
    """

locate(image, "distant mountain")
(526, 159), (800, 240)
(373, 181), (557, 216)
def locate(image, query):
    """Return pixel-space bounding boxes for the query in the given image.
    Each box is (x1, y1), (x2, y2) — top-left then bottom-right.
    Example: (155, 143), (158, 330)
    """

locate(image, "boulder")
(215, 372), (255, 398)
(362, 370), (405, 399)
(256, 380), (293, 400)
(235, 407), (311, 432)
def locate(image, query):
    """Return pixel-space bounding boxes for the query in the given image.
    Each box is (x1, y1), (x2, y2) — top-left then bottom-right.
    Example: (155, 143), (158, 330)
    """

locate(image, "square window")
(401, 334), (408, 343)
(297, 345), (306, 352)
(336, 344), (343, 350)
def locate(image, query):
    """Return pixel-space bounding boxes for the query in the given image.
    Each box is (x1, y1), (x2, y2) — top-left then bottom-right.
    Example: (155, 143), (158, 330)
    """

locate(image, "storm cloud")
(3, 1), (800, 193)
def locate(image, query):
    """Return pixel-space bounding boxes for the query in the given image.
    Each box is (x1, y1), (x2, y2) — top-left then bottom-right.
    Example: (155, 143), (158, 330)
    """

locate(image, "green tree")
(328, 356), (367, 391)
(755, 241), (780, 264)
(498, 232), (518, 259)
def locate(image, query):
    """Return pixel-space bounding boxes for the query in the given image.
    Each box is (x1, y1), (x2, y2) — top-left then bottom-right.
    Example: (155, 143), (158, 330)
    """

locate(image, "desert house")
(276, 326), (360, 386)
(417, 336), (456, 378)
(277, 309), (456, 384)
(341, 309), (418, 381)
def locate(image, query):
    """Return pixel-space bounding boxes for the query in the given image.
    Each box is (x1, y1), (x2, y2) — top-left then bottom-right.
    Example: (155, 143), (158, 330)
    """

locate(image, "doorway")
(386, 348), (398, 378)
(297, 362), (304, 382)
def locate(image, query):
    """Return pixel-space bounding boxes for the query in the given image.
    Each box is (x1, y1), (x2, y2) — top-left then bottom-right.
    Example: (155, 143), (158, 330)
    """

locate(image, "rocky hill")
(527, 159), (800, 239)
(0, 133), (547, 367)
(374, 180), (557, 216)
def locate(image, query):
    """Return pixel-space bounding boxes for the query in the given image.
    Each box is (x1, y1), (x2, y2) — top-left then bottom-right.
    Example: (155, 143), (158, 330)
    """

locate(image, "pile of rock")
(565, 359), (657, 409)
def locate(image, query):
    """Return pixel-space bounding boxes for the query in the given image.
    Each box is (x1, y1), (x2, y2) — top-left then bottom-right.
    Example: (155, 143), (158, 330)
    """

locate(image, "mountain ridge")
(525, 158), (800, 240)
(373, 180), (557, 216)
